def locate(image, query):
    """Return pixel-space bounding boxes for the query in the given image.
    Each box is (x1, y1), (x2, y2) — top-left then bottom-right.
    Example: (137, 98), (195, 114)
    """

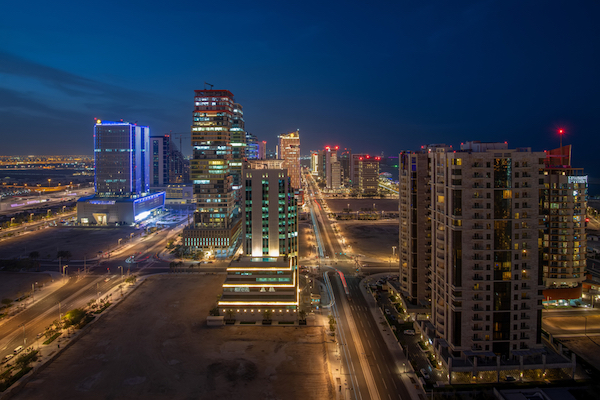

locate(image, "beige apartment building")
(278, 130), (301, 190)
(401, 142), (547, 360)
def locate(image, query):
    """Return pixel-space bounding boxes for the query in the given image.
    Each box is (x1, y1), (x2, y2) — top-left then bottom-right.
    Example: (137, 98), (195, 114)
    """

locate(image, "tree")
(56, 250), (72, 262)
(226, 309), (235, 321)
(29, 251), (40, 261)
(298, 310), (307, 321)
(329, 314), (336, 333)
(1, 298), (12, 309)
(263, 309), (273, 322)
(62, 308), (87, 328)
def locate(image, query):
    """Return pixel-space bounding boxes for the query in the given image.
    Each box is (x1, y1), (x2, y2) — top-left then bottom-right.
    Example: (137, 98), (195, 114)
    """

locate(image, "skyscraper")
(242, 159), (298, 261)
(77, 120), (164, 225)
(540, 145), (588, 302)
(426, 142), (544, 358)
(150, 135), (170, 186)
(230, 103), (246, 189)
(183, 89), (242, 257)
(216, 159), (299, 322)
(94, 120), (150, 197)
(277, 130), (301, 190)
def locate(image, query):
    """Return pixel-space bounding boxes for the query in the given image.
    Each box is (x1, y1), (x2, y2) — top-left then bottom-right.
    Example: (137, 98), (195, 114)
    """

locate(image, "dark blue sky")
(1, 1), (599, 189)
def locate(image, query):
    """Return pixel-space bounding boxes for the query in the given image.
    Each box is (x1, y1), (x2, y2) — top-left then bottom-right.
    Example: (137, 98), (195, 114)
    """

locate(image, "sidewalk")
(358, 274), (426, 400)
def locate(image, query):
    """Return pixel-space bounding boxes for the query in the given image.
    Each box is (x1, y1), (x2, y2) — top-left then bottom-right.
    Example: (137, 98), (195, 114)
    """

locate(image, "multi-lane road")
(305, 172), (416, 399)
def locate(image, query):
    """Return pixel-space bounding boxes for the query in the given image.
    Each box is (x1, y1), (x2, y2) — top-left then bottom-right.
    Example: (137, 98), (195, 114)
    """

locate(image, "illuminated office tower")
(94, 120), (149, 197)
(339, 149), (351, 186)
(310, 151), (319, 176)
(540, 145), (588, 302)
(242, 160), (298, 263)
(183, 89), (242, 257)
(77, 120), (164, 225)
(230, 103), (246, 189)
(277, 130), (301, 190)
(358, 155), (379, 195)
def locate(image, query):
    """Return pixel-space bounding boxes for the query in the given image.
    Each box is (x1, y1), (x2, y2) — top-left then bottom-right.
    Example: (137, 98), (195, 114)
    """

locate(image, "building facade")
(230, 103), (246, 189)
(183, 89), (242, 257)
(277, 130), (301, 190)
(358, 156), (379, 195)
(94, 120), (150, 198)
(150, 135), (170, 186)
(540, 145), (588, 302)
(242, 160), (298, 264)
(399, 149), (434, 306)
(427, 142), (545, 359)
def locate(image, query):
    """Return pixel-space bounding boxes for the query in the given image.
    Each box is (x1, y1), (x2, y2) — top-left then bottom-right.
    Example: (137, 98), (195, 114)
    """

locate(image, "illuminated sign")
(89, 200), (116, 205)
(568, 176), (588, 184)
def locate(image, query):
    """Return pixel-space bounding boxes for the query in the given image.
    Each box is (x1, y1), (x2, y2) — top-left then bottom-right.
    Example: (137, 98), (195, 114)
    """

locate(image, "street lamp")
(118, 266), (123, 282)
(62, 265), (68, 281)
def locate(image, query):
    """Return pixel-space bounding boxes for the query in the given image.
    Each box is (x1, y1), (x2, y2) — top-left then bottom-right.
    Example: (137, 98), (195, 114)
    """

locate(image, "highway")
(306, 172), (414, 399)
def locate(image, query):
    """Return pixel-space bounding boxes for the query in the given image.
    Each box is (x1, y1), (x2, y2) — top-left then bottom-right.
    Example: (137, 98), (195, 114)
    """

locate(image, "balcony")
(473, 275), (484, 281)
(472, 315), (483, 321)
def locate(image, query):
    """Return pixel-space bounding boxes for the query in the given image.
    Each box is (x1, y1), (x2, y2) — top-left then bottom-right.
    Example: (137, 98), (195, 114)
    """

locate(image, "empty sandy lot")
(0, 272), (54, 302)
(0, 226), (138, 261)
(339, 220), (399, 261)
(13, 275), (332, 400)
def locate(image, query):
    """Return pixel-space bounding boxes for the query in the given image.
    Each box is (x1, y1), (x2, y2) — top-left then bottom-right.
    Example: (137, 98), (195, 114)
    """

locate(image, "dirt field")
(0, 272), (54, 301)
(13, 275), (332, 400)
(326, 198), (398, 213)
(559, 336), (600, 371)
(339, 220), (399, 261)
(0, 226), (138, 260)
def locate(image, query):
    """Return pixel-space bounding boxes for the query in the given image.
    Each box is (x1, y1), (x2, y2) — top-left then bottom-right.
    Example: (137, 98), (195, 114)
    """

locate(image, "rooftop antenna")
(204, 82), (214, 90)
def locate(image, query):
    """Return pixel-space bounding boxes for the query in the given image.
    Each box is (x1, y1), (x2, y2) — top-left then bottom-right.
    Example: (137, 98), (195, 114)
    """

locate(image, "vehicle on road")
(385, 308), (391, 315)
(13, 346), (23, 354)
(505, 375), (516, 382)
(2, 354), (14, 364)
(420, 368), (430, 380)
(403, 329), (416, 335)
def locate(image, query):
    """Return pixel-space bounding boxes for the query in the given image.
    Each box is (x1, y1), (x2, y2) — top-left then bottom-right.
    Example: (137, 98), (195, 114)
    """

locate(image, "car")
(13, 345), (23, 355)
(403, 329), (416, 335)
(505, 375), (516, 382)
(420, 368), (430, 380)
(2, 354), (14, 364)
(385, 309), (391, 315)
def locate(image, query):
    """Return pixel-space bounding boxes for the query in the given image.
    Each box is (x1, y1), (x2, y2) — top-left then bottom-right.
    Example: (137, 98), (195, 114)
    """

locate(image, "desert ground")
(0, 226), (138, 260)
(338, 220), (399, 262)
(325, 198), (398, 213)
(12, 274), (333, 400)
(0, 272), (54, 302)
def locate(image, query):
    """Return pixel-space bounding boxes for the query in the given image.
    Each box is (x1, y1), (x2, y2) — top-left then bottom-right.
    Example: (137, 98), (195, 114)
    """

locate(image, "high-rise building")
(77, 120), (164, 225)
(183, 89), (242, 257)
(339, 149), (352, 186)
(358, 156), (379, 195)
(246, 132), (259, 159)
(150, 135), (170, 186)
(277, 130), (301, 190)
(242, 159), (298, 261)
(398, 148), (438, 306)
(425, 141), (545, 358)
(230, 103), (246, 189)
(350, 153), (366, 188)
(310, 151), (319, 176)
(94, 120), (150, 197)
(216, 159), (299, 322)
(540, 145), (588, 302)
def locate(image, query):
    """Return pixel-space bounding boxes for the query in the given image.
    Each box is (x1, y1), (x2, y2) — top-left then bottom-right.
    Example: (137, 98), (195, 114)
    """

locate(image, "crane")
(204, 82), (214, 90)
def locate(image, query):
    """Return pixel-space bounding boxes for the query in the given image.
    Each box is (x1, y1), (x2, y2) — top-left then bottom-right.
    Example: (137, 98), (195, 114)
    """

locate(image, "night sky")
(1, 1), (599, 191)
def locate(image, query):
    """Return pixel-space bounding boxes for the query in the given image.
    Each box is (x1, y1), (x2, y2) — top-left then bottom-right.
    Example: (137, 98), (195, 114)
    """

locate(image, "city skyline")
(1, 1), (598, 188)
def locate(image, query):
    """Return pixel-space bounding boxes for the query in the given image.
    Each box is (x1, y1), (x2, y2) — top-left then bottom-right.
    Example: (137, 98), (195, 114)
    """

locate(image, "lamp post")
(118, 266), (123, 282)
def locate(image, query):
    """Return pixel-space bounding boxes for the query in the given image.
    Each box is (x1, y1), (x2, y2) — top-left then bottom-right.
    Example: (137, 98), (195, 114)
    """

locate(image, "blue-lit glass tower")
(94, 120), (150, 198)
